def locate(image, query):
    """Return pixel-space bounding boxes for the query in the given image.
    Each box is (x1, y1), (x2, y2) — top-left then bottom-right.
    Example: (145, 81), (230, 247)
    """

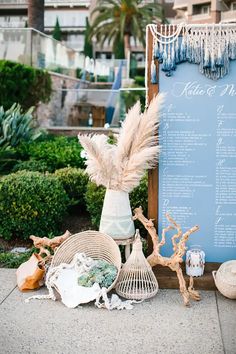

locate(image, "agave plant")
(0, 103), (41, 150)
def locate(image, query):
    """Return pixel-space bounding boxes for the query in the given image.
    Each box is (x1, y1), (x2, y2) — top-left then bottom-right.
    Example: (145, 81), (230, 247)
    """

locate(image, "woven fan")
(115, 230), (158, 300)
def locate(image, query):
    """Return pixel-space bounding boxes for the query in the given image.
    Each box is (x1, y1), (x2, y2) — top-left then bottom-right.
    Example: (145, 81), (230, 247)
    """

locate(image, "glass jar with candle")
(186, 245), (205, 277)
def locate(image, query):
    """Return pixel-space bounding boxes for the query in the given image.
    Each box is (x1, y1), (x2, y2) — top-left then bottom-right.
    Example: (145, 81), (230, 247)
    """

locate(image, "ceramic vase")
(99, 189), (135, 240)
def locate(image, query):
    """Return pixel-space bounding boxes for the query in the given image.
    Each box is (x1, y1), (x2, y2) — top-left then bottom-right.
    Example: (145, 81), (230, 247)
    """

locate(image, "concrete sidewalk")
(0, 269), (235, 354)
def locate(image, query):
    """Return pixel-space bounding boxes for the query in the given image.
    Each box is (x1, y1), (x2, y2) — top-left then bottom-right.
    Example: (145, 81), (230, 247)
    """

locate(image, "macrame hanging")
(147, 23), (236, 81)
(115, 230), (159, 301)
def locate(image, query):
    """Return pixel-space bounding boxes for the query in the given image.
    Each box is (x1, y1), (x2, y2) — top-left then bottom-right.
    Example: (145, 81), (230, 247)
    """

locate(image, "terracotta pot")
(99, 189), (135, 240)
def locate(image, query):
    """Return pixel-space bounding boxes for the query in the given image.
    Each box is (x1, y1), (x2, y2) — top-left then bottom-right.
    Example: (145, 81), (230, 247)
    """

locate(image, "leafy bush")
(54, 167), (89, 208)
(134, 76), (145, 87)
(0, 149), (19, 175)
(85, 174), (148, 234)
(0, 104), (41, 150)
(0, 60), (52, 110)
(121, 89), (145, 113)
(17, 136), (85, 172)
(12, 159), (49, 173)
(0, 249), (34, 268)
(85, 182), (106, 228)
(0, 171), (69, 240)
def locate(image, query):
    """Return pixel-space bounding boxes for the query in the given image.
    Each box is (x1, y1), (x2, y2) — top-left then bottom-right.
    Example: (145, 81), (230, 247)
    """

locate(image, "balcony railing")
(0, 21), (26, 28)
(191, 13), (211, 20)
(173, 0), (188, 10)
(0, 0), (27, 3)
(221, 10), (236, 23)
(0, 0), (91, 5)
(38, 87), (146, 128)
(0, 28), (127, 81)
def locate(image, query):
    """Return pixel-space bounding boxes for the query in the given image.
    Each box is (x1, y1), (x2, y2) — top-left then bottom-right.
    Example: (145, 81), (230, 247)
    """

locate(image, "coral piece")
(133, 207), (200, 306)
(30, 230), (71, 260)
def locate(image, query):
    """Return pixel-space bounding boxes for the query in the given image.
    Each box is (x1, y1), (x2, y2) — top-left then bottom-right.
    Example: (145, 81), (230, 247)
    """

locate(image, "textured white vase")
(99, 189), (135, 240)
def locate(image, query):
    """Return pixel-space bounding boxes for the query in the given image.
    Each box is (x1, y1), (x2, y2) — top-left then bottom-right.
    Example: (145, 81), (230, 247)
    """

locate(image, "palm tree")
(90, 0), (164, 59)
(28, 0), (45, 32)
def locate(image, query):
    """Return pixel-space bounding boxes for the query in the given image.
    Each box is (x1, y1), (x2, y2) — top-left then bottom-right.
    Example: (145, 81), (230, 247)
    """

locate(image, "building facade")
(0, 0), (90, 51)
(173, 0), (236, 24)
(0, 0), (176, 58)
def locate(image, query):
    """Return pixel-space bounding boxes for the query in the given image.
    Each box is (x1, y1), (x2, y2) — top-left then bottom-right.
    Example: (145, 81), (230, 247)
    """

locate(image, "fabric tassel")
(151, 60), (158, 84)
(216, 47), (224, 68)
(158, 42), (163, 63)
(203, 49), (211, 69)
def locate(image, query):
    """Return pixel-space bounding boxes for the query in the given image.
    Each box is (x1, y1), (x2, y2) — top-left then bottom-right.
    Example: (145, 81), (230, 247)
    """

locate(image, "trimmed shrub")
(54, 167), (89, 208)
(0, 149), (19, 175)
(0, 171), (69, 240)
(0, 60), (52, 110)
(12, 159), (49, 173)
(85, 182), (106, 228)
(85, 174), (148, 234)
(17, 136), (85, 172)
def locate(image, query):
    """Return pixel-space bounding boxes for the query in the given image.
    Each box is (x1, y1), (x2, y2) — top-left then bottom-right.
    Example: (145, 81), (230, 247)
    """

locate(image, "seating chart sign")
(158, 61), (236, 262)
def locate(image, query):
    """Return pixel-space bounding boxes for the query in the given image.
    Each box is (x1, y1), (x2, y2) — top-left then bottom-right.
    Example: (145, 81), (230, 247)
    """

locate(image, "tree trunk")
(124, 34), (131, 59)
(28, 0), (45, 32)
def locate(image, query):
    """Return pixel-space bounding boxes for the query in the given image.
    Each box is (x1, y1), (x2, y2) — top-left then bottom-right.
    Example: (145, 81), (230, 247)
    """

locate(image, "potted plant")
(78, 94), (164, 239)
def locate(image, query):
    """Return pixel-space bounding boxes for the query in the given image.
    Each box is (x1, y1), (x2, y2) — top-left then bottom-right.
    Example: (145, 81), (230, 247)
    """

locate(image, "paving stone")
(216, 292), (236, 354)
(0, 268), (16, 304)
(0, 272), (224, 354)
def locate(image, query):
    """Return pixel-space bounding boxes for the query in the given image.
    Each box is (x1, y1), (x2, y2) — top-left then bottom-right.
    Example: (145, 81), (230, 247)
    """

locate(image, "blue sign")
(158, 61), (236, 262)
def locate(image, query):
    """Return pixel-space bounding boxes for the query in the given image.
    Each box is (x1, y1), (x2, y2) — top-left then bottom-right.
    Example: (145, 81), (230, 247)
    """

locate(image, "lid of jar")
(217, 260), (236, 286)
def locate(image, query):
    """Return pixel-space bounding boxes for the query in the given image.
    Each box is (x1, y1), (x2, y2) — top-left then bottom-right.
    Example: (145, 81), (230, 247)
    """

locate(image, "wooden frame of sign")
(146, 26), (219, 289)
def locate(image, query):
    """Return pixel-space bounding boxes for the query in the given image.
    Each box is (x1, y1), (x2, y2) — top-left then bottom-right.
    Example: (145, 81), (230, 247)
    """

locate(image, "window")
(231, 2), (236, 11)
(201, 5), (210, 14)
(192, 3), (210, 15)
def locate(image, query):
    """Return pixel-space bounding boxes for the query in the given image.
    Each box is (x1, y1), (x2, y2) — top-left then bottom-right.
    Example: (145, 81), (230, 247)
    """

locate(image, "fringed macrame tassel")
(203, 50), (211, 69)
(150, 24), (236, 80)
(151, 60), (158, 84)
(216, 47), (224, 68)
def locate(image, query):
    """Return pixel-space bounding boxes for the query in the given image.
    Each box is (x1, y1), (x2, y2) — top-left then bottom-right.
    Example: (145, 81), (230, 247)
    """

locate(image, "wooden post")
(146, 26), (159, 254)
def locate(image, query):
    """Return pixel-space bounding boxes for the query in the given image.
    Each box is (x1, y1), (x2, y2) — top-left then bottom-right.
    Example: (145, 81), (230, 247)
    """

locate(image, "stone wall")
(36, 72), (89, 127)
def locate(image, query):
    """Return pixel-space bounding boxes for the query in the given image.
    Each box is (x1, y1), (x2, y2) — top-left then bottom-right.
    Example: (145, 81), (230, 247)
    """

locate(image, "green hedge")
(0, 171), (69, 240)
(17, 136), (85, 172)
(12, 159), (49, 173)
(0, 60), (52, 110)
(54, 167), (89, 208)
(85, 174), (148, 236)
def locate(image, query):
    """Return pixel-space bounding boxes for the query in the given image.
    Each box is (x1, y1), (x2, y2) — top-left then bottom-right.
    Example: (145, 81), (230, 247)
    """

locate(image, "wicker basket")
(51, 230), (122, 292)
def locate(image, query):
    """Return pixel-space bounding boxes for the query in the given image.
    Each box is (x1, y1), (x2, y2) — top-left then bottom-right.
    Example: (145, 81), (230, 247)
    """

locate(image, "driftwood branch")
(133, 207), (200, 306)
(30, 230), (71, 260)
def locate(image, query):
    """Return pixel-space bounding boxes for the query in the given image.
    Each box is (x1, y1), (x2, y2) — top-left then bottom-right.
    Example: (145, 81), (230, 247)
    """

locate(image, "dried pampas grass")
(78, 94), (165, 192)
